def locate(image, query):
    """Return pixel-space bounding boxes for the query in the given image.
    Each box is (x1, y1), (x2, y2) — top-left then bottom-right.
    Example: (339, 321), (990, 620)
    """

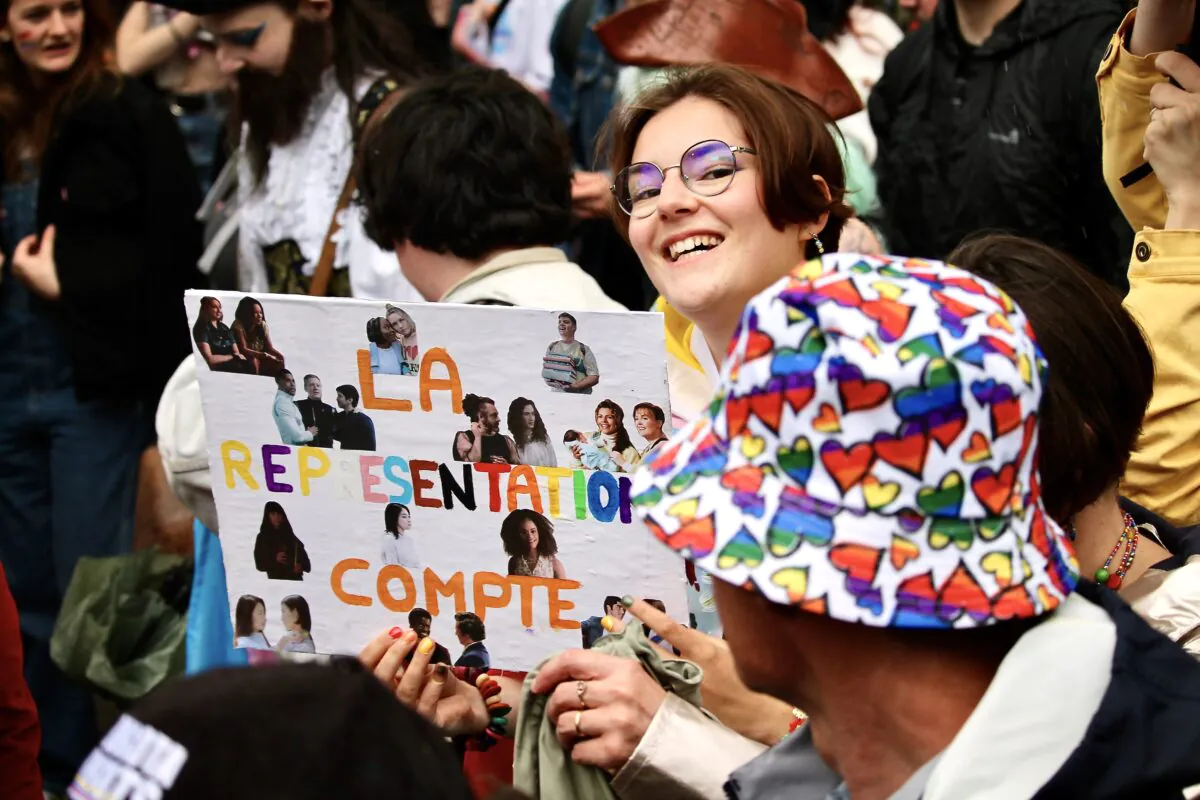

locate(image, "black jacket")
(295, 398), (337, 448)
(869, 0), (1131, 288)
(1035, 581), (1200, 797)
(24, 74), (202, 405)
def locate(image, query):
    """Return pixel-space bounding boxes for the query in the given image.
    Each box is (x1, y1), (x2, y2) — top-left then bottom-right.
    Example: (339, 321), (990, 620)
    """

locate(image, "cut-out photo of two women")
(193, 295), (286, 376)
(367, 304), (420, 375)
(563, 400), (670, 473)
(451, 396), (669, 473)
(234, 593), (316, 654)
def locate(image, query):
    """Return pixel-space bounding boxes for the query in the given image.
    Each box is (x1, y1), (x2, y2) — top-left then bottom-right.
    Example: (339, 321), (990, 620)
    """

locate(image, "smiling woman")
(0, 0), (202, 790)
(606, 64), (851, 426)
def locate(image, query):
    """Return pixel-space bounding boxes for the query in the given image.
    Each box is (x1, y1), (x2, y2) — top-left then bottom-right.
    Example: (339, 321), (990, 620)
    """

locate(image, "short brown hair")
(604, 65), (852, 260)
(947, 234), (1154, 525)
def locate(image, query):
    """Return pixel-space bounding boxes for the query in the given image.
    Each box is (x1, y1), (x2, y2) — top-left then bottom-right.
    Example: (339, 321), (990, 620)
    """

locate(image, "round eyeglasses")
(611, 139), (757, 219)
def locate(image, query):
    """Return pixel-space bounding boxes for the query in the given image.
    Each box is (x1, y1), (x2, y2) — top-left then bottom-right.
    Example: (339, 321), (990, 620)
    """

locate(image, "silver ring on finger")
(577, 680), (589, 710)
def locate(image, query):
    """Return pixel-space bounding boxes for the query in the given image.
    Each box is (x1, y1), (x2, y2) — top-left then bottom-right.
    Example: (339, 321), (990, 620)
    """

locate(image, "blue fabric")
(0, 173), (74, 395)
(548, 0), (622, 170)
(0, 387), (143, 791)
(186, 520), (248, 674)
(173, 103), (224, 197)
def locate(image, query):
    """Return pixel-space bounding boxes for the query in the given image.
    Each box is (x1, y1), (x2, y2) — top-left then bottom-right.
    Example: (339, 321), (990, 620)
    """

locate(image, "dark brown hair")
(0, 0), (117, 178)
(237, 0), (440, 184)
(604, 64), (852, 260)
(947, 233), (1154, 525)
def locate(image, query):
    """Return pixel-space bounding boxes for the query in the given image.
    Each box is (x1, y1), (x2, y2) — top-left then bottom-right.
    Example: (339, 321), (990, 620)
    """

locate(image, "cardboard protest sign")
(186, 292), (686, 670)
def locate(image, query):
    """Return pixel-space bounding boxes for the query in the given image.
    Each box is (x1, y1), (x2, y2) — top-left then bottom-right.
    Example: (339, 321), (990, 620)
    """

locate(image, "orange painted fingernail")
(418, 637), (435, 655)
(388, 626), (404, 639)
(601, 616), (616, 632)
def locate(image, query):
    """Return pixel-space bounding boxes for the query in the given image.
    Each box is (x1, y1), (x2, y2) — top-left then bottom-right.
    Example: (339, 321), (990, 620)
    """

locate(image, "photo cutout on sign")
(381, 502), (421, 568)
(367, 305), (420, 375)
(543, 312), (600, 393)
(453, 393), (519, 464)
(564, 399), (641, 473)
(234, 594), (272, 650)
(507, 397), (557, 467)
(501, 509), (566, 579)
(332, 384), (377, 451)
(192, 296), (255, 374)
(278, 595), (316, 653)
(253, 501), (311, 581)
(633, 401), (671, 460)
(231, 296), (287, 377)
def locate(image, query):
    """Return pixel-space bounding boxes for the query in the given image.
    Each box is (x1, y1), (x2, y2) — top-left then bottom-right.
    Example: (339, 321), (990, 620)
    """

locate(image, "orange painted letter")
(358, 349), (413, 412)
(418, 348), (463, 413)
(472, 571), (512, 623)
(377, 565), (417, 612)
(331, 559), (372, 607)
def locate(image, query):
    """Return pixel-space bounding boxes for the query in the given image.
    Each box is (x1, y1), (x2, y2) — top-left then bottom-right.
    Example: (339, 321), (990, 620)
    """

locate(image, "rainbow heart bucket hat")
(632, 254), (1079, 628)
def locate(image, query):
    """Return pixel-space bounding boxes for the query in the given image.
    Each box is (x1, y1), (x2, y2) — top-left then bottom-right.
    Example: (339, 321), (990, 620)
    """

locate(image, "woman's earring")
(811, 233), (825, 256)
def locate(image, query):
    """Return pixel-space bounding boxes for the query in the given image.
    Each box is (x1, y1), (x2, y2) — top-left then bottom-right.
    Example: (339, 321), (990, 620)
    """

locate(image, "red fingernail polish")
(389, 626), (404, 639)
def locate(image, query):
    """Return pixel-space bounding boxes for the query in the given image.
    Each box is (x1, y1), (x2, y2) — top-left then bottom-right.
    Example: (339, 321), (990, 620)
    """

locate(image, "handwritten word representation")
(221, 442), (637, 524)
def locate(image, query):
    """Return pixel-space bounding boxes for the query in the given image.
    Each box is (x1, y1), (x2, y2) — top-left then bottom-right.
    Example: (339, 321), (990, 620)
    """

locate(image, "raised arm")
(115, 3), (200, 78)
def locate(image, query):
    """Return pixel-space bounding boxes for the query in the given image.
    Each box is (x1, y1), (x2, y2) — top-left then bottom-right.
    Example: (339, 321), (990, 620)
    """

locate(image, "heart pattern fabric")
(632, 254), (1079, 630)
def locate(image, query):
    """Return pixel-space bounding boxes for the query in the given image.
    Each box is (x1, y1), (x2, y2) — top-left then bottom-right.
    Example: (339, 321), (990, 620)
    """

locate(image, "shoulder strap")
(309, 77), (403, 297)
(552, 0), (598, 83)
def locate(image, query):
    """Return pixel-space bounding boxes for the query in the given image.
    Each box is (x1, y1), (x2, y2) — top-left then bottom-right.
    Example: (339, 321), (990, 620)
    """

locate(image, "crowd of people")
(2, 0), (1200, 797)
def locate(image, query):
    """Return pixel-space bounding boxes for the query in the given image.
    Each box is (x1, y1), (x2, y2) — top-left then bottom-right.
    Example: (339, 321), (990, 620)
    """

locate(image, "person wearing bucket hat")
(632, 253), (1200, 798)
(151, 0), (439, 300)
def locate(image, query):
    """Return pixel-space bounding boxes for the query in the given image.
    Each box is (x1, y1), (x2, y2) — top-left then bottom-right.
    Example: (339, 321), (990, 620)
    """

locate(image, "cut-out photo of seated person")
(542, 312), (599, 393)
(380, 502), (420, 568)
(276, 595), (316, 654)
(453, 393), (518, 464)
(193, 296), (254, 373)
(634, 402), (670, 460)
(272, 370), (317, 446)
(508, 397), (556, 467)
(234, 594), (272, 650)
(332, 384), (376, 451)
(565, 399), (641, 473)
(501, 509), (566, 579)
(253, 501), (311, 581)
(295, 374), (336, 448)
(231, 296), (286, 377)
(563, 429), (610, 471)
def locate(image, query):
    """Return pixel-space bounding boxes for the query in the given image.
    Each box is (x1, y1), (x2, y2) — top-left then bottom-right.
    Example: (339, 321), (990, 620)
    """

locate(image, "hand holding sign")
(623, 597), (798, 747)
(1147, 51), (1200, 227)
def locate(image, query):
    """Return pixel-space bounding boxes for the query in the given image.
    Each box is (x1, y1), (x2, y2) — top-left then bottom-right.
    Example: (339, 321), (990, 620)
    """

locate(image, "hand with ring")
(624, 597), (799, 747)
(532, 618), (667, 774)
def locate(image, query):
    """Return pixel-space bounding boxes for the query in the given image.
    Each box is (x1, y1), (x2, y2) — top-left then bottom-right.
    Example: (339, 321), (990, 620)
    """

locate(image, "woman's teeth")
(668, 235), (724, 262)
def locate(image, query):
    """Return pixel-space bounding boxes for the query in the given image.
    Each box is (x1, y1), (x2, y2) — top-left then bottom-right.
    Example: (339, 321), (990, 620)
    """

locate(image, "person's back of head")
(947, 233), (1154, 526)
(69, 662), (473, 799)
(358, 65), (574, 293)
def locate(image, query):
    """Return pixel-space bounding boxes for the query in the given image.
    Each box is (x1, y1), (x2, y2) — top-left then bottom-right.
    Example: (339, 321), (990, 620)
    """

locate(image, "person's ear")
(299, 0), (334, 22)
(809, 174), (832, 235)
(0, 30), (10, 43)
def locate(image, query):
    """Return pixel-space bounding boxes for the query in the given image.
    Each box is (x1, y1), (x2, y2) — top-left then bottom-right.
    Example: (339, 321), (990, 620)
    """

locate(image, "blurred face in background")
(3, 0), (84, 76)
(207, 2), (296, 76)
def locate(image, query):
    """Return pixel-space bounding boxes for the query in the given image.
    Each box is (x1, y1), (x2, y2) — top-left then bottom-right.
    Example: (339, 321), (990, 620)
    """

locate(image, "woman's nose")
(215, 44), (245, 75)
(656, 169), (699, 217)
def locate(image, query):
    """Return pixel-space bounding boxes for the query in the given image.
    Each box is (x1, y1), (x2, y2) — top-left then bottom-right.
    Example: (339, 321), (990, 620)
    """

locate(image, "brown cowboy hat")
(595, 0), (863, 121)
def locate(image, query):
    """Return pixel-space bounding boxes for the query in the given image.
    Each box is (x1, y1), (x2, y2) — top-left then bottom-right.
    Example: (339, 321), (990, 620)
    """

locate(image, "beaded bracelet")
(465, 673), (510, 751)
(780, 707), (806, 743)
